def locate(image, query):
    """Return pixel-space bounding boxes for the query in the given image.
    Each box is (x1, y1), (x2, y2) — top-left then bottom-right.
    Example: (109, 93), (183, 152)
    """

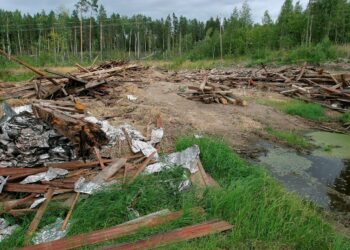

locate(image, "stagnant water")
(257, 132), (350, 212)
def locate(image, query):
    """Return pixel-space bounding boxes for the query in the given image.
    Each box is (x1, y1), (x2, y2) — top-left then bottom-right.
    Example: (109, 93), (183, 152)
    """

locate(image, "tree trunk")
(6, 18), (11, 56)
(17, 30), (22, 55)
(100, 21), (103, 60)
(89, 16), (92, 61)
(80, 12), (83, 61)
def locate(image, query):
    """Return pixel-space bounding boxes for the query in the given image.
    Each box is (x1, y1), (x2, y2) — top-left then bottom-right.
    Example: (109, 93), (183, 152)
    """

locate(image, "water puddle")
(257, 132), (350, 212)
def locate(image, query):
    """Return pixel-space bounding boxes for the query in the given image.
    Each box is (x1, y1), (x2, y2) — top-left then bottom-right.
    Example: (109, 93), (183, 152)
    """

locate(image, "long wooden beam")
(20, 208), (203, 250)
(102, 220), (233, 250)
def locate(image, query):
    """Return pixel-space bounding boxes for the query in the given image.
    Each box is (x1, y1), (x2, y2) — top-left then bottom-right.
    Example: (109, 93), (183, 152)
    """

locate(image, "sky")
(0, 0), (309, 22)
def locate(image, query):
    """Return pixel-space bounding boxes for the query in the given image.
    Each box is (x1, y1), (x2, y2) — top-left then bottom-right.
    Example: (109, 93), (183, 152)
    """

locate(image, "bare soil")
(86, 67), (315, 155)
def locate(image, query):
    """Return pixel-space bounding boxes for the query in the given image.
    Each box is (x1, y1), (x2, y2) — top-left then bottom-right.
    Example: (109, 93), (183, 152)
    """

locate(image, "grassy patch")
(267, 128), (312, 149)
(340, 112), (350, 125)
(175, 136), (350, 249)
(258, 99), (328, 121)
(0, 71), (35, 82)
(143, 58), (235, 71)
(1, 137), (349, 249)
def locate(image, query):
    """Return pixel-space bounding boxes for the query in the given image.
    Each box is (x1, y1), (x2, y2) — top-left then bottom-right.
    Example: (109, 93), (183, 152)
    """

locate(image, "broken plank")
(26, 188), (54, 244)
(129, 152), (156, 184)
(4, 183), (49, 193)
(61, 192), (80, 231)
(102, 220), (233, 250)
(20, 209), (194, 250)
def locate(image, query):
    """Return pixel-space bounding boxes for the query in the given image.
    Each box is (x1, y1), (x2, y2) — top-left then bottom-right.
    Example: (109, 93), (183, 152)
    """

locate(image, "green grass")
(0, 71), (35, 82)
(174, 136), (350, 249)
(266, 128), (312, 150)
(340, 112), (350, 125)
(1, 136), (349, 249)
(258, 99), (329, 121)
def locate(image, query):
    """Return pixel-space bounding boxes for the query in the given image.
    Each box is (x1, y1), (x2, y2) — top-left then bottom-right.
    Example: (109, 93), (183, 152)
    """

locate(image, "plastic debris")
(178, 179), (192, 192)
(74, 177), (102, 195)
(127, 95), (138, 101)
(145, 145), (200, 174)
(32, 218), (70, 245)
(0, 111), (76, 167)
(13, 105), (33, 114)
(0, 218), (19, 242)
(150, 128), (164, 145)
(131, 140), (159, 160)
(0, 176), (8, 193)
(30, 197), (47, 209)
(0, 102), (16, 125)
(20, 168), (69, 184)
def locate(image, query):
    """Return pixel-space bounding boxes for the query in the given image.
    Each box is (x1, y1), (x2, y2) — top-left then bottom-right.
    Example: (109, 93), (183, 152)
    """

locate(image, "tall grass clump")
(175, 136), (350, 249)
(258, 99), (328, 121)
(266, 128), (312, 149)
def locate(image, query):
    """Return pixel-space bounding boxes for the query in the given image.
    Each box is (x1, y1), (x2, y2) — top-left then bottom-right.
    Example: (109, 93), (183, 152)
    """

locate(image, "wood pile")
(178, 76), (248, 106)
(0, 61), (147, 100)
(172, 64), (350, 111)
(32, 100), (109, 157)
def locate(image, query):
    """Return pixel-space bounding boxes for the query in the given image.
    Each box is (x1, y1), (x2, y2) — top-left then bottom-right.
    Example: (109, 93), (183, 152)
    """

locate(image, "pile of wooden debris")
(0, 99), (224, 248)
(0, 59), (148, 101)
(173, 64), (350, 111)
(179, 75), (247, 106)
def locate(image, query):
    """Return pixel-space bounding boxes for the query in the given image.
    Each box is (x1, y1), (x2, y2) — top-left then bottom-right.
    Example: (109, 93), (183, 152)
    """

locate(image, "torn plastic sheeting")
(118, 124), (146, 141)
(84, 116), (120, 145)
(131, 140), (159, 160)
(74, 177), (102, 195)
(20, 168), (69, 184)
(0, 176), (8, 193)
(178, 179), (192, 192)
(0, 218), (19, 242)
(127, 95), (138, 101)
(144, 145), (200, 174)
(13, 105), (33, 114)
(30, 197), (47, 209)
(0, 102), (16, 125)
(0, 111), (76, 167)
(32, 218), (70, 245)
(150, 128), (164, 145)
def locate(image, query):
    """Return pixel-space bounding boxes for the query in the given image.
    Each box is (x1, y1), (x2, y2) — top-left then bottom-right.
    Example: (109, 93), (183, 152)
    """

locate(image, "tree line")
(0, 0), (349, 63)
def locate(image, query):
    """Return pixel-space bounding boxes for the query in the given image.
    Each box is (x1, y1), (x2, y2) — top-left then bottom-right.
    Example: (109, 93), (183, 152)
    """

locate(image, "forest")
(0, 0), (350, 65)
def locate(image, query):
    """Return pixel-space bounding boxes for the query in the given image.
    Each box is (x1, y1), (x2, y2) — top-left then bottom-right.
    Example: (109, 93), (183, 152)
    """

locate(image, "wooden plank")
(129, 152), (156, 184)
(61, 192), (80, 231)
(26, 188), (54, 243)
(102, 220), (233, 250)
(93, 158), (127, 183)
(20, 209), (197, 250)
(5, 183), (49, 193)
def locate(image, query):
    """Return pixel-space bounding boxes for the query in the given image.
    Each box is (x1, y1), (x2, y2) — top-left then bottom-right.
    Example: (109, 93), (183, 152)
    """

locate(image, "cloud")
(0, 0), (309, 22)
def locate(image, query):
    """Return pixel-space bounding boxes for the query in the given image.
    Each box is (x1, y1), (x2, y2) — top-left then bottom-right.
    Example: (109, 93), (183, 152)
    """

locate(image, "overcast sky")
(0, 0), (309, 22)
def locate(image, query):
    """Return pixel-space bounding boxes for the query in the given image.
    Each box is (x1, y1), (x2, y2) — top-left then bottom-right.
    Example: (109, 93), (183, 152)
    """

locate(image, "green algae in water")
(308, 132), (350, 159)
(259, 147), (313, 176)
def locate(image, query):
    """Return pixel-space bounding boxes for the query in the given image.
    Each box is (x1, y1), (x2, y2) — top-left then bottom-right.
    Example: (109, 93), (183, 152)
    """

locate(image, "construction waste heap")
(0, 55), (229, 249)
(0, 51), (350, 248)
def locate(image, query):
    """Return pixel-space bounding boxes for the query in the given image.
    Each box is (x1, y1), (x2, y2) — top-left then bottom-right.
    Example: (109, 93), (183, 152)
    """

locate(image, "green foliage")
(267, 128), (312, 149)
(258, 99), (328, 121)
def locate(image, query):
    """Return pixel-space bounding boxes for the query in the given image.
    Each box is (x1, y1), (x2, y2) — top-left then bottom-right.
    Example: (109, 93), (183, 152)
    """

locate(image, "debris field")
(1, 51), (350, 248)
(0, 53), (229, 249)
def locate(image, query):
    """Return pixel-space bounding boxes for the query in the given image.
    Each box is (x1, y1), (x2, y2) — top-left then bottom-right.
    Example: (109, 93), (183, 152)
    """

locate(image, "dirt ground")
(86, 67), (314, 155)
